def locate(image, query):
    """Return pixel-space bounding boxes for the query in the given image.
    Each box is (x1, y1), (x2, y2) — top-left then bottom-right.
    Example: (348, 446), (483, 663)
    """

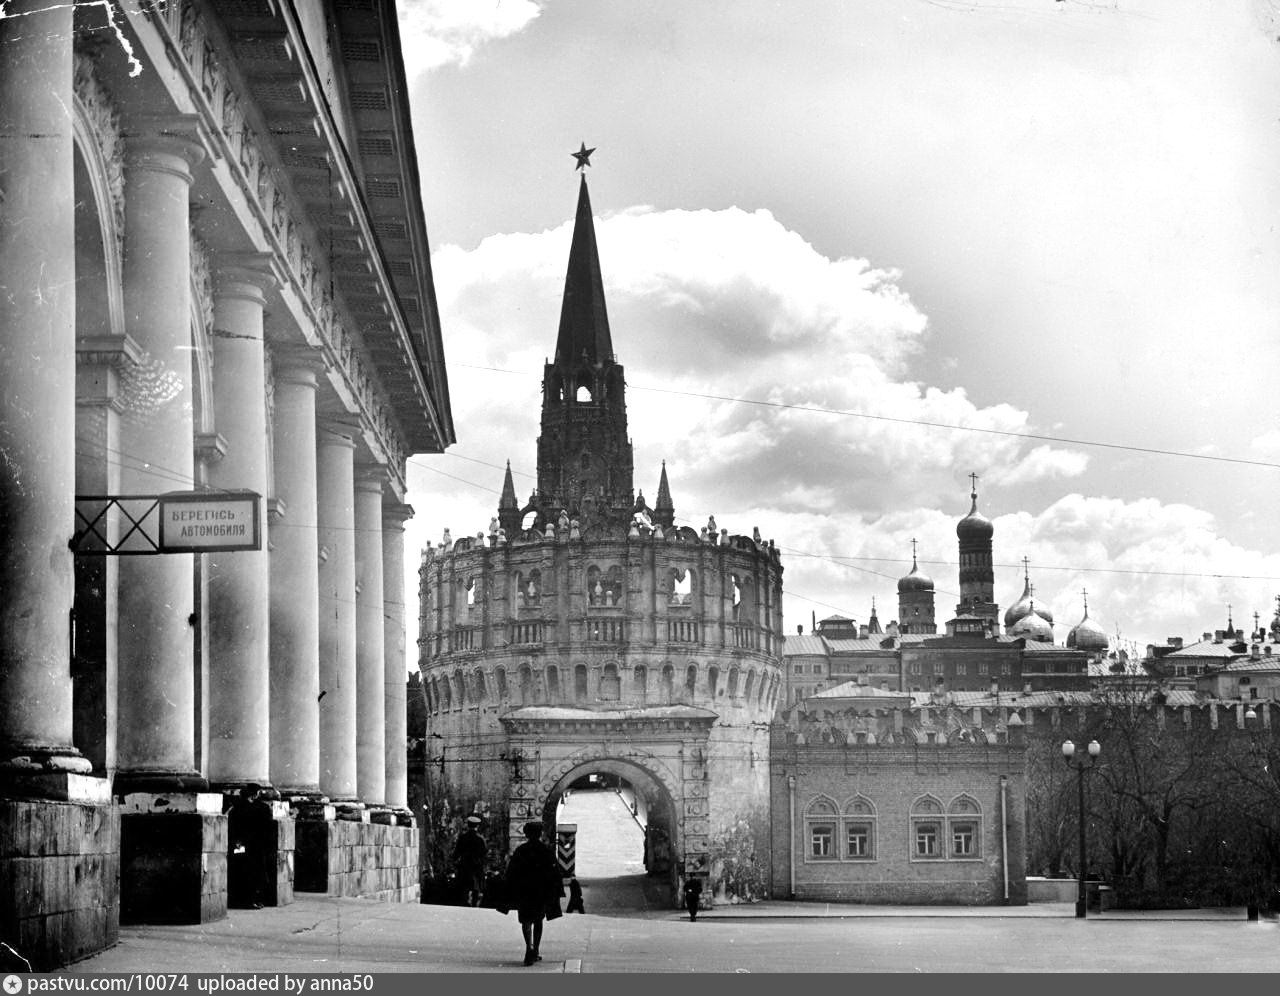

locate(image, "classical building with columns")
(0, 0), (452, 968)
(416, 166), (785, 907)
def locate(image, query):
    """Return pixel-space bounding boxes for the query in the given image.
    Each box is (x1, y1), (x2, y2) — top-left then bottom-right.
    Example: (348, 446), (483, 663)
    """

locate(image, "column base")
(114, 771), (209, 795)
(119, 794), (226, 925)
(0, 787), (119, 971)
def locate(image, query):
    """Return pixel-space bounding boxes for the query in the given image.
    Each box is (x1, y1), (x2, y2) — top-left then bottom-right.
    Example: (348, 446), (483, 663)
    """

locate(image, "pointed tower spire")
(535, 150), (634, 527)
(498, 460), (521, 536)
(555, 173), (613, 366)
(653, 460), (675, 528)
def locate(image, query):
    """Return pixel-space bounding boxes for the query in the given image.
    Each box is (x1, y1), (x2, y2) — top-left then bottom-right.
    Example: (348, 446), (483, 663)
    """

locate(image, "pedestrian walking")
(565, 877), (585, 914)
(504, 821), (563, 965)
(452, 815), (488, 906)
(682, 875), (703, 922)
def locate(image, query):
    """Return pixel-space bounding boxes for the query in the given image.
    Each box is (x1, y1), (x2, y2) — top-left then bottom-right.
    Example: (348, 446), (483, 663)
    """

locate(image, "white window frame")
(803, 796), (840, 863)
(946, 795), (984, 861)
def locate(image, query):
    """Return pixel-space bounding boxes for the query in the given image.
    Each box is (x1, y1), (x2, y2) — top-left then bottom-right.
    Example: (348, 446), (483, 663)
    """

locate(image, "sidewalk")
(686, 900), (1251, 921)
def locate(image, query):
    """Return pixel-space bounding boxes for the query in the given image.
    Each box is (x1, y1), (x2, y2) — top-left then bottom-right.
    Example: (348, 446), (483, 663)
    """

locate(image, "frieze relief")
(145, 0), (409, 479)
(71, 51), (126, 244)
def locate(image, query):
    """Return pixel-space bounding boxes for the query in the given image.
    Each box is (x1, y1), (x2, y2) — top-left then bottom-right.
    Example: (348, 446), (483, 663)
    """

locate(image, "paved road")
(64, 897), (1280, 974)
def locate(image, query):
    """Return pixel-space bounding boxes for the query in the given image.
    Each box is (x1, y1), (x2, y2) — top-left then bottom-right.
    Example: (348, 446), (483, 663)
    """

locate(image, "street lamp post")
(1062, 738), (1101, 919)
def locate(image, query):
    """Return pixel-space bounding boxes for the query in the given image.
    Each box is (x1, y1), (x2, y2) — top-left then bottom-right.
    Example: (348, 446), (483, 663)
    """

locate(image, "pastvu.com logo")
(3, 975), (24, 995)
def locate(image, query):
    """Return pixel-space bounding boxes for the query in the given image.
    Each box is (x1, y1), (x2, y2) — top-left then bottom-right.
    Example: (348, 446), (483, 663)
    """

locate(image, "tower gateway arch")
(416, 161), (785, 903)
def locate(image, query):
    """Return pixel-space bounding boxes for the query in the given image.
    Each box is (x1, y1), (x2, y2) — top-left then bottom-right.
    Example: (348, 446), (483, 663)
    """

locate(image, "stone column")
(114, 124), (206, 791)
(354, 472), (386, 805)
(0, 0), (89, 777)
(268, 354), (322, 796)
(382, 503), (413, 811)
(316, 423), (358, 802)
(205, 264), (275, 788)
(74, 337), (142, 776)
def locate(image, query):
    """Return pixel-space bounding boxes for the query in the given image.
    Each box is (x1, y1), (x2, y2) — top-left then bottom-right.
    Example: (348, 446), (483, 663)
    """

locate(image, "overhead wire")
(454, 362), (1280, 472)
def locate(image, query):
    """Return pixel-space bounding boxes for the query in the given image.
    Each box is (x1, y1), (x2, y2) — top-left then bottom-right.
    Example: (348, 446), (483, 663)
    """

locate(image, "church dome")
(1004, 581), (1034, 630)
(1010, 605), (1053, 642)
(898, 558), (934, 593)
(956, 493), (993, 541)
(1067, 611), (1108, 652)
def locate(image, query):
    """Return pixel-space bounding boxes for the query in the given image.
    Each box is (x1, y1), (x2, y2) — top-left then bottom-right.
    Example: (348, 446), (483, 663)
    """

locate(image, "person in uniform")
(452, 815), (488, 907)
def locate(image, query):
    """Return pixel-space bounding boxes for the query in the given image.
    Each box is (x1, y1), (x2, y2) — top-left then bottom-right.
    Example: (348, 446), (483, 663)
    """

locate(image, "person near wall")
(682, 875), (703, 922)
(453, 815), (488, 907)
(504, 821), (564, 965)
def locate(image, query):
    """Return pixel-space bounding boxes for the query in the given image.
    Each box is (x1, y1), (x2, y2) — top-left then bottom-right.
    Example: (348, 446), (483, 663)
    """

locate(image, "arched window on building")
(545, 665), (560, 703)
(515, 569), (541, 608)
(519, 665), (533, 706)
(947, 795), (983, 860)
(458, 576), (477, 623)
(586, 564), (623, 607)
(427, 676), (439, 713)
(574, 664), (588, 703)
(494, 667), (508, 701)
(744, 669), (756, 702)
(843, 797), (877, 861)
(438, 675), (451, 711)
(600, 663), (620, 701)
(472, 669), (486, 705)
(684, 664), (698, 701)
(707, 665), (719, 698)
(452, 670), (466, 709)
(661, 664), (675, 705)
(910, 796), (945, 860)
(804, 796), (839, 861)
(669, 567), (693, 605)
(633, 665), (647, 703)
(727, 666), (740, 699)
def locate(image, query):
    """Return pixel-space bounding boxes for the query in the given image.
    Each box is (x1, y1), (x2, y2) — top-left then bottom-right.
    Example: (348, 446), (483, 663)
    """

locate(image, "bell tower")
(534, 156), (634, 527)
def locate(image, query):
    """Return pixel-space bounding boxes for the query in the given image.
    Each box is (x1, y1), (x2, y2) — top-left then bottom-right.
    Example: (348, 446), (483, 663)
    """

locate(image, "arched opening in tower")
(543, 759), (678, 914)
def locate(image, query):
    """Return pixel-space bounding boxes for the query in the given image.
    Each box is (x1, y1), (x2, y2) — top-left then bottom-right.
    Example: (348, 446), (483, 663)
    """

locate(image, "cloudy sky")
(396, 0), (1280, 655)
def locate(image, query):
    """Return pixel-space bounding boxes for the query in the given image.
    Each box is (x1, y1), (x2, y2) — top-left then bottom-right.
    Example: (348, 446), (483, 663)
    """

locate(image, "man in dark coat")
(452, 815), (488, 906)
(682, 875), (704, 922)
(504, 821), (562, 966)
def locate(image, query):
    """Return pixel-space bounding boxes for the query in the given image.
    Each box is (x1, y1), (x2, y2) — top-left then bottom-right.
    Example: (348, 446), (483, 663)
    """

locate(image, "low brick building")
(768, 718), (1027, 905)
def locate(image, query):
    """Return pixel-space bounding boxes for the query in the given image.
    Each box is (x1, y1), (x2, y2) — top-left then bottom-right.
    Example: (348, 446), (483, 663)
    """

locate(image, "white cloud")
(397, 0), (543, 76)
(408, 205), (1275, 652)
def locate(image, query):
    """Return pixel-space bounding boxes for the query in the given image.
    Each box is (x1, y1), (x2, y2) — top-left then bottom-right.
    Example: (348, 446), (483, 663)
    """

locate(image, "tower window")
(576, 385), (592, 402)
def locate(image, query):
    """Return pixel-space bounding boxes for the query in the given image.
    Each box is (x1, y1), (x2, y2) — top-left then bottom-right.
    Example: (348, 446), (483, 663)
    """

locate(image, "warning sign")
(158, 491), (261, 553)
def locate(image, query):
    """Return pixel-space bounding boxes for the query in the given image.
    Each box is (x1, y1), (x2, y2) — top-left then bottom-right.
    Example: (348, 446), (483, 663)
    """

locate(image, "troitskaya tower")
(416, 150), (785, 905)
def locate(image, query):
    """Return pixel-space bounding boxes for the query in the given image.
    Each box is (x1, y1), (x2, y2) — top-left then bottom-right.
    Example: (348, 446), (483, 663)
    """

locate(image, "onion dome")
(1010, 602), (1053, 642)
(1005, 560), (1054, 631)
(1066, 591), (1108, 652)
(898, 551), (934, 593)
(1004, 577), (1034, 630)
(956, 488), (993, 541)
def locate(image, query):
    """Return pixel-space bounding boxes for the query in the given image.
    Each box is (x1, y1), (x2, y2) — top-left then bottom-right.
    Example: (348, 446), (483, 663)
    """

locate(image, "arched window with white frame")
(947, 795), (983, 860)
(843, 796), (877, 861)
(910, 795), (945, 860)
(803, 796), (839, 861)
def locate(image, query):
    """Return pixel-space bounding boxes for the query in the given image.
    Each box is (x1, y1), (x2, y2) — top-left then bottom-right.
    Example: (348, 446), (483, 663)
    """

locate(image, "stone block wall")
(295, 819), (419, 901)
(0, 799), (119, 970)
(120, 813), (227, 924)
